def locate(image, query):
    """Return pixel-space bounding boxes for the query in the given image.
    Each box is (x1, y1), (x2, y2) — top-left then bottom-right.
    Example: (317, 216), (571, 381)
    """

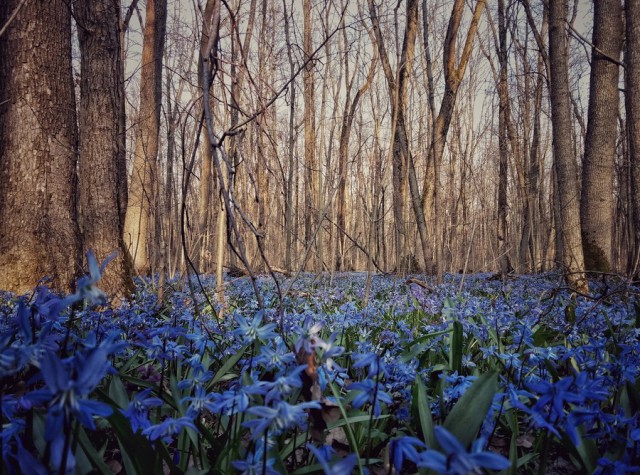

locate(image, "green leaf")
(412, 375), (435, 448)
(532, 325), (561, 347)
(326, 413), (390, 429)
(328, 381), (364, 475)
(449, 321), (463, 373)
(104, 403), (159, 475)
(443, 370), (498, 449)
(76, 426), (112, 475)
(108, 376), (129, 408)
(400, 330), (451, 363)
(207, 344), (249, 390)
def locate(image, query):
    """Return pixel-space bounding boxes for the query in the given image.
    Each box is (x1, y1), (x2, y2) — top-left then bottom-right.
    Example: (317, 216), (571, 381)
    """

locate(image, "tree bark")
(580, 0), (623, 273)
(303, 0), (319, 272)
(76, 0), (134, 299)
(0, 0), (81, 293)
(368, 0), (423, 274)
(497, 0), (513, 274)
(123, 0), (167, 274)
(283, 0), (296, 273)
(626, 0), (640, 277)
(548, 0), (588, 291)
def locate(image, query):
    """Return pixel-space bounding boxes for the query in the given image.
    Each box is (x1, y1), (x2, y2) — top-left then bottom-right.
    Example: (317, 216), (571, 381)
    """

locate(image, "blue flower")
(389, 436), (425, 471)
(121, 388), (163, 432)
(234, 311), (277, 344)
(307, 443), (357, 475)
(232, 442), (280, 475)
(243, 400), (321, 439)
(353, 352), (387, 379)
(417, 426), (510, 474)
(528, 375), (585, 421)
(256, 338), (296, 372)
(27, 346), (114, 440)
(209, 386), (251, 416)
(72, 250), (116, 305)
(294, 316), (324, 354)
(315, 332), (346, 371)
(181, 385), (217, 417)
(258, 365), (306, 404)
(347, 379), (392, 417)
(142, 416), (197, 442)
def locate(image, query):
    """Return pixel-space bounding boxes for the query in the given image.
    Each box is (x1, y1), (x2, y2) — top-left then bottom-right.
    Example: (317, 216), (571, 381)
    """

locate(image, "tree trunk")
(0, 0), (81, 293)
(123, 0), (167, 274)
(368, 0), (423, 274)
(430, 0), (485, 281)
(282, 0), (296, 272)
(626, 0), (640, 277)
(303, 0), (318, 272)
(581, 0), (623, 273)
(548, 0), (588, 292)
(76, 0), (134, 299)
(497, 0), (513, 274)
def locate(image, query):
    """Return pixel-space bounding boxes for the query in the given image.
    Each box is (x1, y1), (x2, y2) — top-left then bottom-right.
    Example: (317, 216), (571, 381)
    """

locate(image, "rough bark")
(548, 0), (588, 292)
(0, 0), (81, 293)
(123, 0), (167, 274)
(626, 0), (640, 276)
(580, 0), (623, 273)
(76, 0), (134, 299)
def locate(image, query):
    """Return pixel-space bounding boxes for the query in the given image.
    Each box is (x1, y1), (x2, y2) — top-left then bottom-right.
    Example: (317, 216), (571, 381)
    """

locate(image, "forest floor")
(1, 269), (639, 474)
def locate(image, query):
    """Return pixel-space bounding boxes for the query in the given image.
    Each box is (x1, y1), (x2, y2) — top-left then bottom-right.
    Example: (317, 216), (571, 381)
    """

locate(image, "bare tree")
(0, 0), (81, 293)
(580, 0), (623, 273)
(123, 0), (168, 274)
(427, 0), (486, 281)
(626, 0), (640, 277)
(76, 0), (135, 299)
(368, 0), (423, 274)
(548, 0), (587, 291)
(303, 0), (319, 271)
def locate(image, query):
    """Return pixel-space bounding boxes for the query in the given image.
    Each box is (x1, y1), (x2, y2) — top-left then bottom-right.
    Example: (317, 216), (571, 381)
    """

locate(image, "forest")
(0, 0), (639, 474)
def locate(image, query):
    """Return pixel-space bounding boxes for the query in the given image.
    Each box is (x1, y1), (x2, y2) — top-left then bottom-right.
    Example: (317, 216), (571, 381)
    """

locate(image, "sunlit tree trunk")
(303, 0), (319, 272)
(581, 0), (623, 273)
(429, 0), (485, 281)
(548, 0), (587, 292)
(368, 0), (423, 274)
(0, 0), (81, 293)
(123, 0), (167, 274)
(76, 0), (134, 298)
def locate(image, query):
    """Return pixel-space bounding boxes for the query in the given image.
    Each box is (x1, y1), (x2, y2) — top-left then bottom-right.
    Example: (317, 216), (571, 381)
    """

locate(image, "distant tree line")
(1, 0), (639, 300)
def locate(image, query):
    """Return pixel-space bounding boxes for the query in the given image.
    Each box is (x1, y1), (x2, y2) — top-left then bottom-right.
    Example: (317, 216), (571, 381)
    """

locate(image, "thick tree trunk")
(76, 0), (134, 299)
(123, 0), (167, 274)
(581, 0), (623, 273)
(548, 0), (588, 292)
(0, 0), (81, 293)
(626, 0), (640, 277)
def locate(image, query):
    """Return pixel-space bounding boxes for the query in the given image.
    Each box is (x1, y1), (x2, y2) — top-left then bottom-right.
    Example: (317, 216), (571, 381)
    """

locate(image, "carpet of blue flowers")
(1, 254), (639, 474)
